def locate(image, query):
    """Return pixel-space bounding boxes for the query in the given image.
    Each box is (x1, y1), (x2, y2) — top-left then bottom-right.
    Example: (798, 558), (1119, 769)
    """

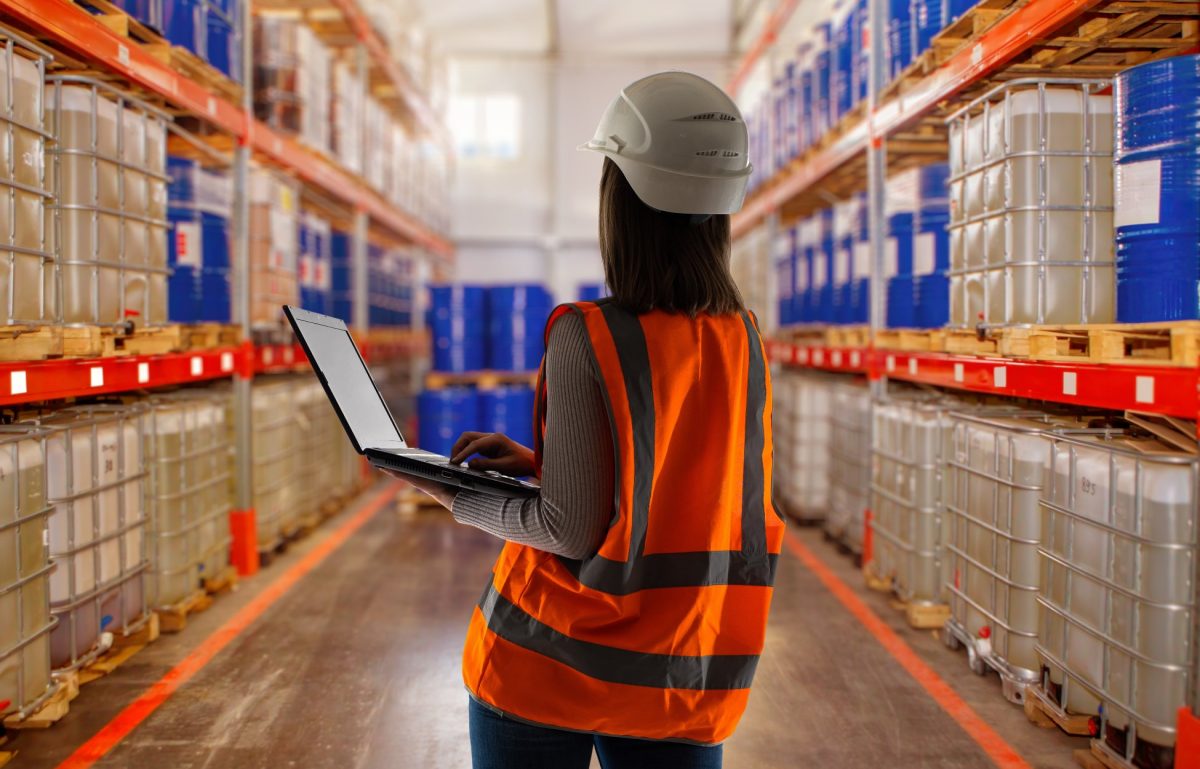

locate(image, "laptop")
(284, 306), (539, 498)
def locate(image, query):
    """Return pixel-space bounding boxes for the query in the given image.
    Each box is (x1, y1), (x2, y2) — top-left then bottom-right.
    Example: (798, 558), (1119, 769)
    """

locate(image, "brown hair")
(598, 158), (744, 316)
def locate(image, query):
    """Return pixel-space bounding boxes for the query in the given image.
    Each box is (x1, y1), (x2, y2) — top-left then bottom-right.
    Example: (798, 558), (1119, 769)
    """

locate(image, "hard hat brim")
(581, 146), (752, 216)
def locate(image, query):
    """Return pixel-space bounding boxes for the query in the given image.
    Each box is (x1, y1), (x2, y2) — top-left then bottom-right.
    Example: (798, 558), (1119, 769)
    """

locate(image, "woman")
(401, 71), (785, 769)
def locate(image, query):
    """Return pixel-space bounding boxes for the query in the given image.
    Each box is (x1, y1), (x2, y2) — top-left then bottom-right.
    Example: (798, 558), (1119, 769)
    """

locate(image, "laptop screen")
(289, 311), (405, 452)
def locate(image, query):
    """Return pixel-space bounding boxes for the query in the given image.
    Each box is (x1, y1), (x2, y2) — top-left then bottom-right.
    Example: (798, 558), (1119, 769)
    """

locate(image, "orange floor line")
(783, 530), (1033, 769)
(55, 480), (404, 769)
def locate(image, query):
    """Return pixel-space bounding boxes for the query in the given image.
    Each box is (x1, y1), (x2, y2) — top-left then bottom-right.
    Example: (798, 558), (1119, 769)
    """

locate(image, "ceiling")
(411, 0), (739, 56)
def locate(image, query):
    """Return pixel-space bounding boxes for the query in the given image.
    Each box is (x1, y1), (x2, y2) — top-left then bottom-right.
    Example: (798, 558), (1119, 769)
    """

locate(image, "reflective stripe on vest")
(464, 301), (785, 744)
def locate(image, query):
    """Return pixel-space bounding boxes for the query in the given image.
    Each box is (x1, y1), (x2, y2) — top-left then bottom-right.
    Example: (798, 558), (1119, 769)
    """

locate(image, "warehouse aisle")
(11, 484), (1086, 769)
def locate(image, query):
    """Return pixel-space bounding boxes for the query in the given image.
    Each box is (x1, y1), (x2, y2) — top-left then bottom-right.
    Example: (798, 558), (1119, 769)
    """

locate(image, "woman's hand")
(450, 432), (536, 477)
(384, 471), (458, 510)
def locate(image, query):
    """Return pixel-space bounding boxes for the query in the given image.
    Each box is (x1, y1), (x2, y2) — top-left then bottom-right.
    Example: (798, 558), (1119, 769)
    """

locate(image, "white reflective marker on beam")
(221, 352), (234, 373)
(138, 362), (150, 384)
(264, 348), (274, 365)
(814, 349), (825, 366)
(850, 351), (861, 368)
(954, 363), (964, 383)
(908, 358), (918, 376)
(886, 355), (895, 373)
(1062, 372), (1077, 396)
(284, 347), (295, 364)
(832, 350), (843, 367)
(798, 348), (810, 365)
(10, 370), (26, 395)
(90, 367), (104, 388)
(191, 356), (203, 376)
(993, 366), (1007, 388)
(1135, 376), (1155, 404)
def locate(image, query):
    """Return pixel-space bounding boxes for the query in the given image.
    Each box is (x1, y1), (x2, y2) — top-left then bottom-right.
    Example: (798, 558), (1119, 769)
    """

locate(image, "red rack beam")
(771, 343), (1200, 419)
(0, 347), (241, 407)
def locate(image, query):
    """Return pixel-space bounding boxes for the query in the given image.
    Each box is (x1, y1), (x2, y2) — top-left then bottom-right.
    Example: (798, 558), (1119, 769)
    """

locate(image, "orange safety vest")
(461, 300), (785, 745)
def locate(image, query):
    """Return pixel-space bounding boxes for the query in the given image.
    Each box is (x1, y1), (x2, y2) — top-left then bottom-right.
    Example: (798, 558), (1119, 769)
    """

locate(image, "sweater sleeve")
(450, 312), (614, 560)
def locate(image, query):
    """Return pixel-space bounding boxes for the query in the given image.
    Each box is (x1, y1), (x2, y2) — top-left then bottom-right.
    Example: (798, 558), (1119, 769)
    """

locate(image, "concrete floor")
(8, 483), (1089, 768)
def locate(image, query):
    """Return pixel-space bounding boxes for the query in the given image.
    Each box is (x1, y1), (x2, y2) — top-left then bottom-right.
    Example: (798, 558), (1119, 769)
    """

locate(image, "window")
(449, 93), (521, 160)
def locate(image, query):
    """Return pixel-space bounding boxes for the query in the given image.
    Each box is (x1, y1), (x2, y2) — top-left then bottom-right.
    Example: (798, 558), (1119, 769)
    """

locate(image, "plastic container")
(827, 379), (871, 553)
(431, 285), (485, 373)
(942, 411), (1099, 704)
(162, 0), (203, 58)
(773, 371), (834, 521)
(204, 10), (239, 84)
(1114, 54), (1200, 322)
(0, 35), (51, 326)
(946, 81), (1114, 327)
(417, 388), (479, 458)
(1037, 433), (1198, 764)
(299, 213), (332, 316)
(247, 379), (296, 553)
(487, 285), (551, 373)
(871, 393), (962, 607)
(0, 427), (55, 721)
(479, 387), (536, 452)
(46, 78), (170, 327)
(143, 391), (232, 609)
(45, 405), (150, 671)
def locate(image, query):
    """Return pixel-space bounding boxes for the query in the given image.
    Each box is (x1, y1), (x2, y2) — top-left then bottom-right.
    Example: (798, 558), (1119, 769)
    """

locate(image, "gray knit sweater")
(451, 313), (614, 559)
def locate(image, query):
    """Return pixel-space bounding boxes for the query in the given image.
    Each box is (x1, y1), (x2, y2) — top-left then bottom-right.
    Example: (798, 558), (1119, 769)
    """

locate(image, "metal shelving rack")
(733, 0), (1200, 757)
(0, 0), (448, 575)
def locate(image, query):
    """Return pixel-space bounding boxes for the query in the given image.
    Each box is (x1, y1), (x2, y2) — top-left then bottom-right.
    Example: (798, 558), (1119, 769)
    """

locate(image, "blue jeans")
(468, 697), (723, 769)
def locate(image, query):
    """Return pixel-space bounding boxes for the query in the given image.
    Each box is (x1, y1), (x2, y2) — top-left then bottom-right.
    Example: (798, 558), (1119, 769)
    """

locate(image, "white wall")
(448, 54), (728, 303)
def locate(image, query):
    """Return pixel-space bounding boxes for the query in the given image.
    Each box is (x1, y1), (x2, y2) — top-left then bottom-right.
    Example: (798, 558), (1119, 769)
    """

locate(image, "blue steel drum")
(887, 276), (916, 328)
(833, 2), (855, 121)
(888, 212), (915, 276)
(205, 12), (239, 83)
(578, 284), (607, 302)
(161, 0), (202, 58)
(854, 0), (869, 107)
(487, 285), (552, 372)
(432, 285), (486, 373)
(946, 0), (976, 24)
(1114, 54), (1200, 322)
(911, 0), (944, 57)
(479, 387), (536, 452)
(887, 0), (913, 83)
(792, 236), (810, 323)
(417, 389), (479, 459)
(917, 162), (950, 202)
(813, 210), (836, 323)
(914, 273), (949, 328)
(207, 0), (239, 19)
(797, 43), (813, 152)
(814, 23), (833, 141)
(200, 212), (231, 322)
(331, 229), (352, 324)
(167, 157), (203, 322)
(916, 196), (951, 273)
(200, 271), (231, 323)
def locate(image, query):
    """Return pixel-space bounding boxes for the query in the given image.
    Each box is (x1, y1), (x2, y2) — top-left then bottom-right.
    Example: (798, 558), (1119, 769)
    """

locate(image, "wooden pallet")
(931, 0), (1029, 64)
(1008, 2), (1200, 80)
(184, 323), (242, 351)
(887, 596), (951, 629)
(155, 589), (213, 634)
(0, 325), (64, 362)
(1010, 322), (1200, 367)
(202, 564), (238, 596)
(1074, 744), (1130, 769)
(862, 561), (894, 593)
(74, 612), (160, 687)
(2, 673), (80, 731)
(424, 370), (538, 390)
(63, 324), (188, 358)
(1024, 685), (1096, 736)
(396, 488), (447, 517)
(874, 328), (946, 352)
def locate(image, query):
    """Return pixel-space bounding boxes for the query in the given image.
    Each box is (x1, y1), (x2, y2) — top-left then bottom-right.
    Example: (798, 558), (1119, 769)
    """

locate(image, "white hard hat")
(580, 71), (752, 216)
